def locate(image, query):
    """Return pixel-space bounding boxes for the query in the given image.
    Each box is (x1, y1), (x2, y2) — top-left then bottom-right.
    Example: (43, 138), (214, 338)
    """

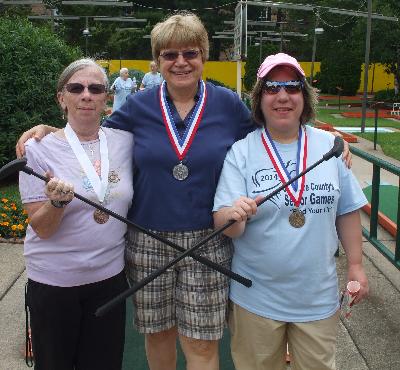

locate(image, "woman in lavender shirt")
(19, 59), (133, 370)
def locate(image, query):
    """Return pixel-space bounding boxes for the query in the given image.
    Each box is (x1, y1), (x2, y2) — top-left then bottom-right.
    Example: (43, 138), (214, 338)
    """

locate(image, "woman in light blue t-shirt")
(213, 53), (369, 370)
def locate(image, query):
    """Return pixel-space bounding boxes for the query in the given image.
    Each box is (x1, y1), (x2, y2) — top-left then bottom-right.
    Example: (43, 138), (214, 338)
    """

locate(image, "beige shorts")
(229, 301), (339, 370)
(125, 228), (233, 340)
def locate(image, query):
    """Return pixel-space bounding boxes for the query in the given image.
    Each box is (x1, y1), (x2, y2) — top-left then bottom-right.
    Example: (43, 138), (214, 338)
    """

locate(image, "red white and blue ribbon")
(159, 80), (207, 161)
(261, 126), (308, 207)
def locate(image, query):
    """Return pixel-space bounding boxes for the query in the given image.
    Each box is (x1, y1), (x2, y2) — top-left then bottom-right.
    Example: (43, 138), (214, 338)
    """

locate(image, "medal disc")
(93, 209), (109, 224)
(289, 209), (305, 228)
(172, 163), (189, 181)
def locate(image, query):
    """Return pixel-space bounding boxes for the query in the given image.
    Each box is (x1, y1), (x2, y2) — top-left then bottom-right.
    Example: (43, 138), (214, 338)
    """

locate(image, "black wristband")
(50, 199), (72, 208)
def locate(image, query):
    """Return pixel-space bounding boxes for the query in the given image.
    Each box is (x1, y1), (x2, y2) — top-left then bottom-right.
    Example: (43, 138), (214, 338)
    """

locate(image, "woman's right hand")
(16, 124), (57, 158)
(45, 176), (74, 203)
(227, 196), (260, 223)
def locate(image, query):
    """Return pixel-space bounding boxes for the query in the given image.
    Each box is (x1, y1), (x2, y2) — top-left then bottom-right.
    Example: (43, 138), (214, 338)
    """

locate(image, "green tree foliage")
(318, 38), (363, 95)
(0, 17), (81, 167)
(243, 44), (279, 91)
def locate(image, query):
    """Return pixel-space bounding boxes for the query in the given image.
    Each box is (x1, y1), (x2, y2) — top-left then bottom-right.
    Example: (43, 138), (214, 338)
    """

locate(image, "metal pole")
(259, 31), (263, 63)
(361, 0), (372, 133)
(310, 10), (319, 86)
(373, 103), (378, 150)
(236, 59), (242, 97)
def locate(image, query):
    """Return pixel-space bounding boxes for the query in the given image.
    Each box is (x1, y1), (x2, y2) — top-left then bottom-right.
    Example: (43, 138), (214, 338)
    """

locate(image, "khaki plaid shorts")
(125, 228), (233, 340)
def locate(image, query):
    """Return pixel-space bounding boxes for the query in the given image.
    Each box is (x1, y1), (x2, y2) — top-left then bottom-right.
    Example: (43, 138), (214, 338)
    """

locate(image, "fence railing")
(350, 146), (400, 270)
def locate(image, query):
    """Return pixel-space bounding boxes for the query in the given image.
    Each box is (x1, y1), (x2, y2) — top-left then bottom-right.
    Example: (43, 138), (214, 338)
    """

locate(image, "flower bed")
(0, 198), (28, 240)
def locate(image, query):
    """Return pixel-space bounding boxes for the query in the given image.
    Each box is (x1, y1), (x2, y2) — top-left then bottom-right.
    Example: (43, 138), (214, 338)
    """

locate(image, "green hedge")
(0, 17), (81, 168)
(317, 41), (362, 96)
(373, 89), (400, 103)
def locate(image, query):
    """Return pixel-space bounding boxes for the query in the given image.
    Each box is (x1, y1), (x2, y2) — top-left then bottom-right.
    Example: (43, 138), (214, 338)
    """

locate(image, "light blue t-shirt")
(141, 72), (162, 90)
(213, 126), (367, 322)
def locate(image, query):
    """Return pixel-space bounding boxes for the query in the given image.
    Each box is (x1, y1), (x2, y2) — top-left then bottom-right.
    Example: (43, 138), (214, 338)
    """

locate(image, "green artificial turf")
(316, 109), (400, 128)
(356, 132), (400, 161)
(362, 185), (399, 223)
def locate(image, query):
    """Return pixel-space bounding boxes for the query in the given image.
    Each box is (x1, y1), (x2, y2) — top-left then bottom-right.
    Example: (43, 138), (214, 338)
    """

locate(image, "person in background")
(19, 58), (133, 370)
(131, 75), (137, 93)
(110, 67), (134, 111)
(213, 53), (369, 370)
(139, 61), (163, 90)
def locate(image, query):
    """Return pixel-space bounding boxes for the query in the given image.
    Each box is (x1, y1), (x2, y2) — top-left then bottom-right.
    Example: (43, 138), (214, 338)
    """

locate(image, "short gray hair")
(57, 58), (109, 92)
(119, 67), (128, 75)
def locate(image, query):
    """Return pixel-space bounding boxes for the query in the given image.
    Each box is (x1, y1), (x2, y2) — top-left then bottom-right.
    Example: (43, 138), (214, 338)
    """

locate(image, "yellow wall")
(98, 60), (394, 94)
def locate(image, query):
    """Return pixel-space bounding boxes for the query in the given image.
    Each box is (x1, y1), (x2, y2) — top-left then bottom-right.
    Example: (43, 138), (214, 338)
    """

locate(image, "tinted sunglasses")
(65, 83), (106, 94)
(263, 80), (304, 95)
(160, 49), (201, 61)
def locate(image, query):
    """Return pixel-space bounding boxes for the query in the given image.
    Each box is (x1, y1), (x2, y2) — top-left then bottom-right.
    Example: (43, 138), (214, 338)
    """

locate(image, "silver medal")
(172, 163), (189, 181)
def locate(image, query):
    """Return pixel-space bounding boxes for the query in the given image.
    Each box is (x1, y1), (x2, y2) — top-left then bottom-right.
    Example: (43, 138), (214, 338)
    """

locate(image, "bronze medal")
(172, 162), (189, 181)
(289, 208), (305, 228)
(93, 209), (109, 224)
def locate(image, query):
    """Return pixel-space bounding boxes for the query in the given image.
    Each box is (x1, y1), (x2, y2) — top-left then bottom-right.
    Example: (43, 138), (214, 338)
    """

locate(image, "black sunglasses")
(263, 80), (304, 95)
(65, 83), (106, 94)
(160, 49), (201, 61)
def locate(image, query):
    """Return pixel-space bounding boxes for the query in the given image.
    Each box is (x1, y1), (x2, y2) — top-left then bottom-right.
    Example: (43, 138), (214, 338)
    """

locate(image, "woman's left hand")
(347, 264), (369, 305)
(332, 131), (352, 168)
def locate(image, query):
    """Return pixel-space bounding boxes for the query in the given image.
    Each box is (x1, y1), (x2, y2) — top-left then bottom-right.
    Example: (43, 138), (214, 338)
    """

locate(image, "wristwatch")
(50, 199), (72, 208)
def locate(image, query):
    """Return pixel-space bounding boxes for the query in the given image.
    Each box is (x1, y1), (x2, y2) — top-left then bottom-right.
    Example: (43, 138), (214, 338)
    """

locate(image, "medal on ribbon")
(261, 126), (308, 228)
(64, 123), (110, 224)
(159, 80), (207, 181)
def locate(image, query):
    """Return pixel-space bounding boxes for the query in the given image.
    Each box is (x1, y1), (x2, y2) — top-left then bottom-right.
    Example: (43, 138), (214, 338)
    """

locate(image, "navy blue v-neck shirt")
(104, 82), (254, 231)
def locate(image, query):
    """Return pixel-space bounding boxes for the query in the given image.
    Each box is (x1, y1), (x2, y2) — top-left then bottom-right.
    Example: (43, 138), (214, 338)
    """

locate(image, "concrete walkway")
(0, 136), (399, 370)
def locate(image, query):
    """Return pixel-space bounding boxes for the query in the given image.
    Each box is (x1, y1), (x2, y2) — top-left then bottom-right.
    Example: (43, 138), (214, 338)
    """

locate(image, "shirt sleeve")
(103, 97), (135, 133)
(213, 143), (248, 212)
(19, 142), (49, 204)
(337, 158), (368, 216)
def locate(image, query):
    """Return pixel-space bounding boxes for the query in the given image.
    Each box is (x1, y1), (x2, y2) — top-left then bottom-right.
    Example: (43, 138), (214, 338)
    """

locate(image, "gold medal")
(289, 208), (305, 228)
(93, 209), (109, 224)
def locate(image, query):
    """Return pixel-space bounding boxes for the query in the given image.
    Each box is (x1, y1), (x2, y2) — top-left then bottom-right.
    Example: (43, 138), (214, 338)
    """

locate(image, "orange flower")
(1, 198), (8, 203)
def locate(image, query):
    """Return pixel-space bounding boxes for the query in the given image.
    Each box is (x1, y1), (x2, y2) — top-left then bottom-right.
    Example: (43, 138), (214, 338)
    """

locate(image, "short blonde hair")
(119, 67), (129, 75)
(151, 12), (209, 64)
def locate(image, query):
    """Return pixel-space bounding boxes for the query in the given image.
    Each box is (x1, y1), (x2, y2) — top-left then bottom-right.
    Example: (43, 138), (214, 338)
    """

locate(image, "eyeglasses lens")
(65, 83), (106, 94)
(264, 81), (303, 95)
(161, 50), (200, 61)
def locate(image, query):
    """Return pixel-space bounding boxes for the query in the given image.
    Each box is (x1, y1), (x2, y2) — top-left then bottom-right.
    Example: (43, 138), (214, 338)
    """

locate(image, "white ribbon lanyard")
(64, 123), (109, 202)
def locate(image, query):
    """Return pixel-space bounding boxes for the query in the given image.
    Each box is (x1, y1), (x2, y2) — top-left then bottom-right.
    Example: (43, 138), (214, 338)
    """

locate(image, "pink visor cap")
(257, 53), (305, 79)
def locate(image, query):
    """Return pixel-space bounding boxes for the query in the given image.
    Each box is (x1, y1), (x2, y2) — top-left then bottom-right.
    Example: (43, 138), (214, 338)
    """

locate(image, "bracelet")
(50, 199), (72, 208)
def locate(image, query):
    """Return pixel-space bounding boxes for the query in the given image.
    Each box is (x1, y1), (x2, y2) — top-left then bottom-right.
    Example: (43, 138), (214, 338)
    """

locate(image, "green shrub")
(318, 40), (362, 96)
(0, 17), (81, 167)
(373, 89), (399, 103)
